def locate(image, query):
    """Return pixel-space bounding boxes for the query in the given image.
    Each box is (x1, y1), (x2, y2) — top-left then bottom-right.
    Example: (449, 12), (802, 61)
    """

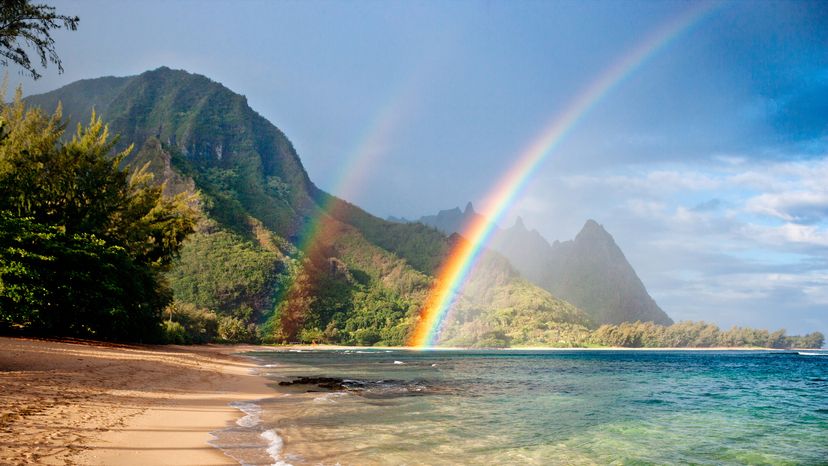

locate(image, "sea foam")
(229, 400), (261, 427)
(262, 429), (292, 466)
(313, 392), (347, 403)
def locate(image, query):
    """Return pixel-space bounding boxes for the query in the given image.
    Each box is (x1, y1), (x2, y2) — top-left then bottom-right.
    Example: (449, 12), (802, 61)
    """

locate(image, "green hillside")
(24, 67), (593, 346)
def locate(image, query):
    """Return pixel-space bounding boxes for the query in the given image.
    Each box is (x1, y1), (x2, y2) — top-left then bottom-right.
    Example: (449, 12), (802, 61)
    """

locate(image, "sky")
(13, 0), (828, 337)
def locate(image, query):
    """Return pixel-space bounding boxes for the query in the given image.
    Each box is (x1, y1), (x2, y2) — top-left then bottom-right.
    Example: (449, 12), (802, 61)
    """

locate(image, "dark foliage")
(0, 214), (166, 340)
(0, 1), (79, 79)
(0, 94), (195, 341)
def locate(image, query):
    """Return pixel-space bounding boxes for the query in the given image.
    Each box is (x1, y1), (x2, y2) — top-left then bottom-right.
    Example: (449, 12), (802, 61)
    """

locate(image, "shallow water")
(212, 349), (828, 465)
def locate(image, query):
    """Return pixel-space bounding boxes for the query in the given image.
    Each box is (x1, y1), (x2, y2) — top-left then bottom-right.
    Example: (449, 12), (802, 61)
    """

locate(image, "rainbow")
(294, 68), (427, 251)
(276, 77), (421, 338)
(408, 2), (720, 348)
(296, 91), (412, 251)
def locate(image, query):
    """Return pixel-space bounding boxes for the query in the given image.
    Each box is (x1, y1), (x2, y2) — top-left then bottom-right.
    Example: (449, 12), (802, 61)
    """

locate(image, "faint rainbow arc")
(409, 2), (720, 348)
(280, 75), (422, 324)
(295, 95), (409, 253)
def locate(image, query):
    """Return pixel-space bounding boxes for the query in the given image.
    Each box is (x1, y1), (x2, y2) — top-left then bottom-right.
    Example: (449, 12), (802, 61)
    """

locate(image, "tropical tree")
(0, 90), (196, 340)
(0, 1), (79, 79)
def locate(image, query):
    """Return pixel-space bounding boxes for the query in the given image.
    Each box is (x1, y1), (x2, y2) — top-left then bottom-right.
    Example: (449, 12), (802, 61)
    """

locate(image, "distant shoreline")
(250, 344), (811, 352)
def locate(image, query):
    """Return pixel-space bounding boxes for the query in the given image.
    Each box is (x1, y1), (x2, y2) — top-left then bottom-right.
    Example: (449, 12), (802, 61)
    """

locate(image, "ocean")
(210, 349), (828, 465)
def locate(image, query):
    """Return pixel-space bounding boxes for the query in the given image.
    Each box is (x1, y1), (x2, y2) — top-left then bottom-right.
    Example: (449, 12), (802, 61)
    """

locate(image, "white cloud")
(746, 191), (828, 223)
(744, 223), (828, 248)
(518, 153), (828, 336)
(625, 199), (667, 218)
(562, 169), (720, 194)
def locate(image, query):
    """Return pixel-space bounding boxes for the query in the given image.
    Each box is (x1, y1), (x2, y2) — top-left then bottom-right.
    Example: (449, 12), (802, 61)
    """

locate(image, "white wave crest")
(313, 392), (347, 403)
(229, 401), (261, 428)
(261, 429), (292, 466)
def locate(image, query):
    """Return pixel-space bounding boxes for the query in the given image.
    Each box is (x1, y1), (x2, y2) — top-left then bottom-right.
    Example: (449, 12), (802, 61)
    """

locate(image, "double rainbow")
(408, 2), (720, 348)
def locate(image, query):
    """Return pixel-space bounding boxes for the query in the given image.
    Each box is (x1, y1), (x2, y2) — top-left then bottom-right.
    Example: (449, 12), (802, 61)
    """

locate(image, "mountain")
(412, 204), (673, 326)
(25, 67), (594, 346)
(417, 202), (476, 234)
(533, 220), (672, 325)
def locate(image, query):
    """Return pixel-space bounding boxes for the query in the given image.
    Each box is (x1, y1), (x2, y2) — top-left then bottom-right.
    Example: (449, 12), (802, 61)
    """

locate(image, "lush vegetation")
(260, 230), (424, 346)
(441, 318), (824, 349)
(589, 321), (825, 349)
(167, 228), (287, 318)
(429, 247), (595, 348)
(0, 92), (196, 340)
(315, 189), (450, 275)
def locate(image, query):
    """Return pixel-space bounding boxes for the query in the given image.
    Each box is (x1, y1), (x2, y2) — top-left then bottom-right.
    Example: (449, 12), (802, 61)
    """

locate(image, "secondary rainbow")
(294, 90), (411, 253)
(408, 2), (720, 348)
(280, 77), (421, 314)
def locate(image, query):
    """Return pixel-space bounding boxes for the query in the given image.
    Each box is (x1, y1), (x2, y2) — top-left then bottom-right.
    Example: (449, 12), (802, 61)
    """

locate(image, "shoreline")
(258, 344), (798, 352)
(0, 337), (274, 466)
(2, 337), (819, 465)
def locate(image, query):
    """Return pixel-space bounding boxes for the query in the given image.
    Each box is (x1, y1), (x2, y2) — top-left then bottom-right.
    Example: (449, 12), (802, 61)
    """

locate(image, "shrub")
(163, 321), (187, 344)
(163, 301), (219, 344)
(298, 327), (324, 344)
(217, 315), (259, 343)
(352, 328), (381, 346)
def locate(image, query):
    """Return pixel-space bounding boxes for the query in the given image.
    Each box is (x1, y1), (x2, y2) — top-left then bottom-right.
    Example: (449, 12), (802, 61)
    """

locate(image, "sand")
(0, 337), (273, 466)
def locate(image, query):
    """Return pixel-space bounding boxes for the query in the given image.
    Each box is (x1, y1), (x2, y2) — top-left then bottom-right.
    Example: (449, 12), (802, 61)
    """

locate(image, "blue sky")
(13, 0), (828, 337)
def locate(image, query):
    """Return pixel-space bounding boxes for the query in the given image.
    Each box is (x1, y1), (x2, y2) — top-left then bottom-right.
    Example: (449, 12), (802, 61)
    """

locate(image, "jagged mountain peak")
(577, 219), (609, 238)
(440, 207), (463, 216)
(575, 219), (618, 250)
(416, 207), (672, 326)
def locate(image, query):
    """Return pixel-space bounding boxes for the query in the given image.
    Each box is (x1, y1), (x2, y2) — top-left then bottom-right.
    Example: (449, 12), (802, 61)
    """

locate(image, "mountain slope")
(412, 204), (673, 325)
(28, 67), (450, 268)
(536, 220), (672, 325)
(25, 67), (593, 346)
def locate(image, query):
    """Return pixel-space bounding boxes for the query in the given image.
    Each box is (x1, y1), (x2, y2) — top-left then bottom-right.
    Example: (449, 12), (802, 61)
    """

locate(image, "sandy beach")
(0, 337), (273, 466)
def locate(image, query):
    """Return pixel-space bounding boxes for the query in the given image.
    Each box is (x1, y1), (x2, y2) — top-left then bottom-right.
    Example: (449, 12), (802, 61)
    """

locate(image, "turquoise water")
(212, 349), (828, 465)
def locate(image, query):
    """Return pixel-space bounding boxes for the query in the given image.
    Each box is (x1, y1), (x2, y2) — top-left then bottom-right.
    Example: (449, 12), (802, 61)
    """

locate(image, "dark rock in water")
(279, 376), (380, 392)
(278, 376), (455, 397)
(279, 376), (350, 390)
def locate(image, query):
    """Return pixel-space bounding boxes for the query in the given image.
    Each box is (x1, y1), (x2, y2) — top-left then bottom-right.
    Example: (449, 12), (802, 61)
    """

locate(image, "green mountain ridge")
(25, 66), (593, 346)
(409, 203), (673, 326)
